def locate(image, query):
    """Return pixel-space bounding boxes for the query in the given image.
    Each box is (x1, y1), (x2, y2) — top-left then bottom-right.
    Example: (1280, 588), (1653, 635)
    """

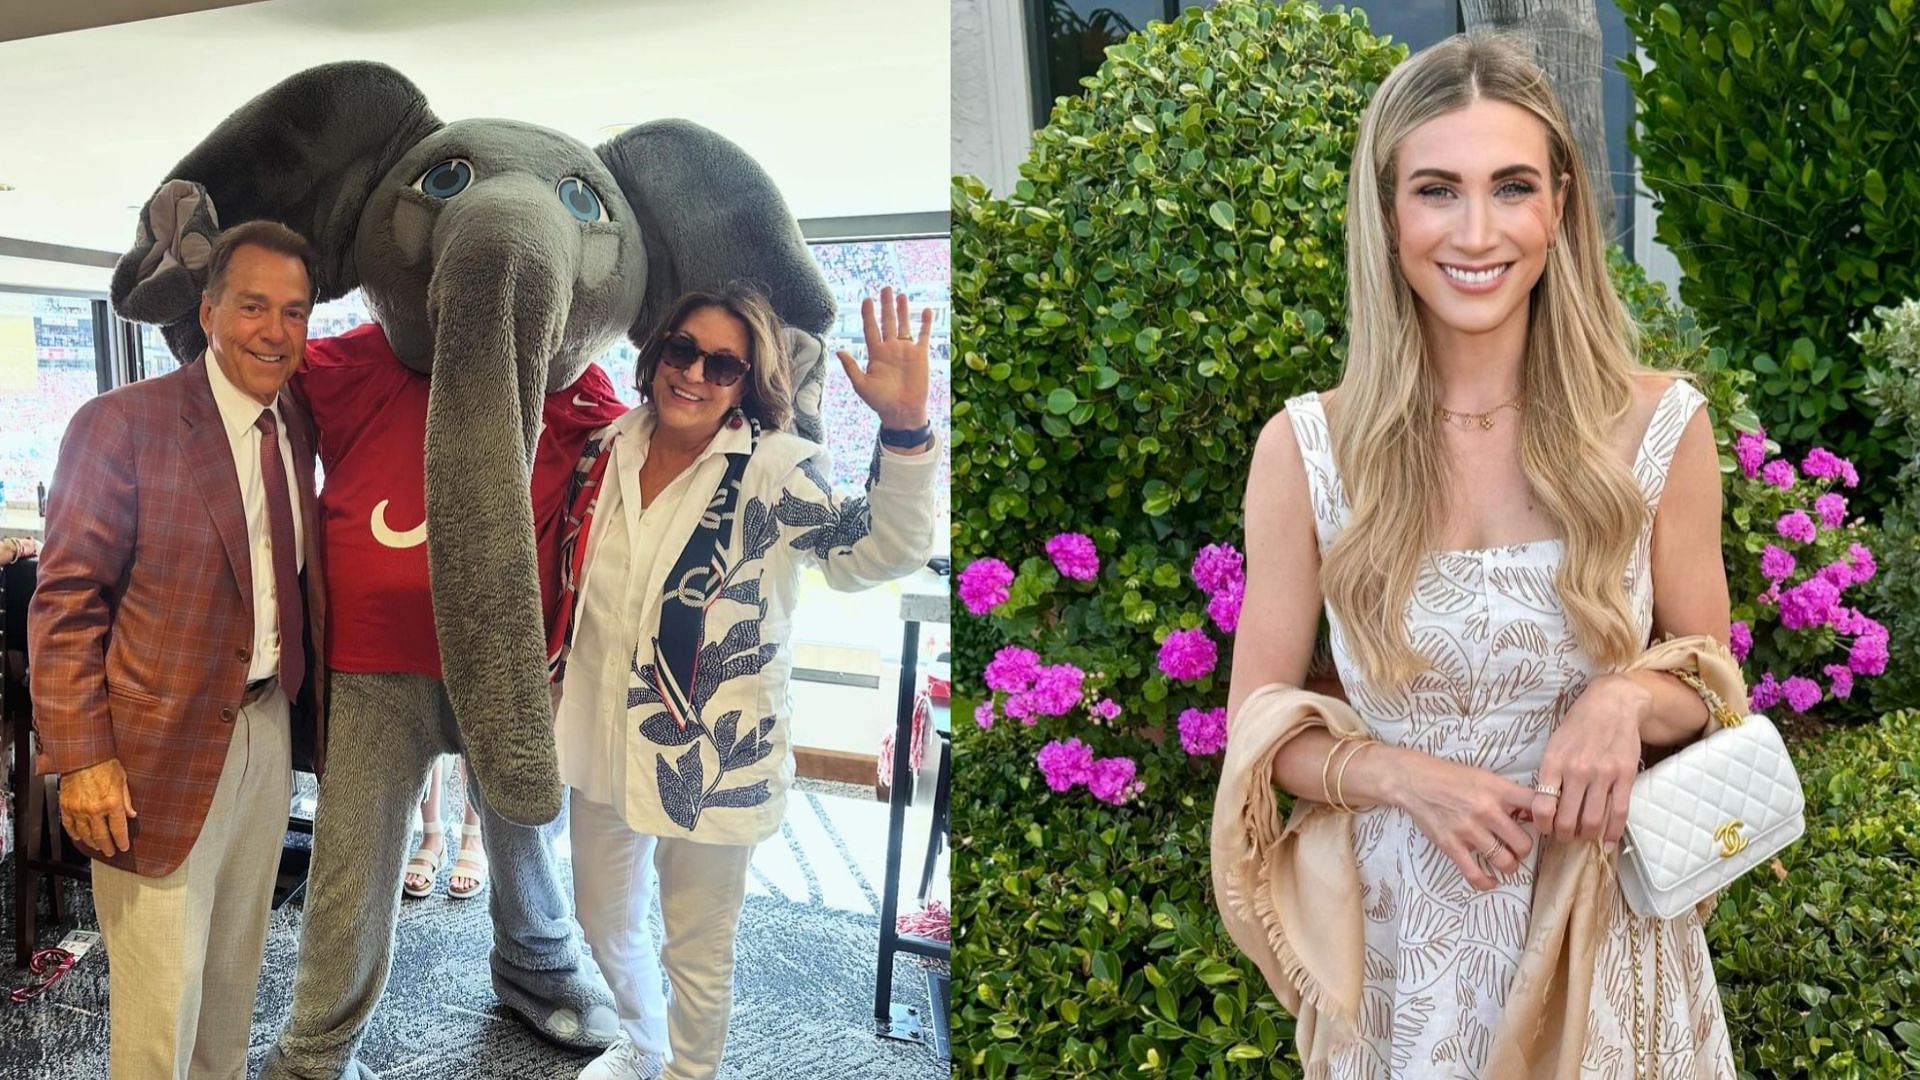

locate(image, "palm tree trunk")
(1461, 0), (1616, 239)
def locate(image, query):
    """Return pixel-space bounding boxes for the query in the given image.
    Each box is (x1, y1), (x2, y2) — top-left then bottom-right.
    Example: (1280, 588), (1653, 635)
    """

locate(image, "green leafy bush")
(1705, 710), (1920, 1077)
(1858, 298), (1920, 712)
(950, 0), (1404, 690)
(1617, 0), (1920, 497)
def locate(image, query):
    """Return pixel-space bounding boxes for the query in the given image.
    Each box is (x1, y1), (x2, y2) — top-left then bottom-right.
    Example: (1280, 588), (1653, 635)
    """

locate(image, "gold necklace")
(1436, 394), (1524, 431)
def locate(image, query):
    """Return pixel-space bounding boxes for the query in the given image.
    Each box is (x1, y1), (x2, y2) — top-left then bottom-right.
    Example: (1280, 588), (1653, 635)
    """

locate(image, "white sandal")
(402, 822), (446, 899)
(448, 822), (489, 900)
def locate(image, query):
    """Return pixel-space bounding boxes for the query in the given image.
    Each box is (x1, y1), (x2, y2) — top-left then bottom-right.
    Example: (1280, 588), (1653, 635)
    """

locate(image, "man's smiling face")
(199, 242), (312, 407)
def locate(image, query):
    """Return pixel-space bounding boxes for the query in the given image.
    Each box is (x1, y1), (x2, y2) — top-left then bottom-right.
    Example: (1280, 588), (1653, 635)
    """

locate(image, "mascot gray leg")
(262, 673), (442, 1079)
(466, 775), (620, 1049)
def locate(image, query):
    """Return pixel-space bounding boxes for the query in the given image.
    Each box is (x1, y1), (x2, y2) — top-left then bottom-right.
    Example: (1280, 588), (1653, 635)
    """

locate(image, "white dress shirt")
(203, 353), (304, 683)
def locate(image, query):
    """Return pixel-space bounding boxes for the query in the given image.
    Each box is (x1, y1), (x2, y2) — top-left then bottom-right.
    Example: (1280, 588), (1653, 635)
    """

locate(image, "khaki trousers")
(91, 686), (292, 1080)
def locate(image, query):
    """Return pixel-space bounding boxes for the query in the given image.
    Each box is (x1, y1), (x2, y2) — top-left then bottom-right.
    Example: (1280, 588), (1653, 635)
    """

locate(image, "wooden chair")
(4, 556), (91, 968)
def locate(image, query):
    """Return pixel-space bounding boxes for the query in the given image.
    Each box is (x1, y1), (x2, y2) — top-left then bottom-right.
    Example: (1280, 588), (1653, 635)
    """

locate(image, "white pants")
(91, 686), (292, 1080)
(569, 788), (754, 1080)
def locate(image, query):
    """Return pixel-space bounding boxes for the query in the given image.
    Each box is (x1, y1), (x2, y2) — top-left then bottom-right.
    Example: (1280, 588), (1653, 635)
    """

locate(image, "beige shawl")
(1209, 635), (1746, 1078)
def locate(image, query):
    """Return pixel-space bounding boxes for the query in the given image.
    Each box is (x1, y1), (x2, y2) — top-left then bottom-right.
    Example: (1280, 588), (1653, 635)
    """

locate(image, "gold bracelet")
(1320, 734), (1360, 808)
(1332, 739), (1373, 813)
(1670, 667), (1743, 730)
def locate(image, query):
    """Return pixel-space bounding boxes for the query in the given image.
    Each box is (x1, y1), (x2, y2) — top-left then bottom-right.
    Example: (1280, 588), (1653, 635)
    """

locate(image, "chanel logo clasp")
(1714, 820), (1748, 858)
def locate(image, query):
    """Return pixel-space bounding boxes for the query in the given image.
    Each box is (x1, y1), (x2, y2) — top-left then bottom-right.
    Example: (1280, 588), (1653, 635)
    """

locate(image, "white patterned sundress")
(1285, 380), (1735, 1079)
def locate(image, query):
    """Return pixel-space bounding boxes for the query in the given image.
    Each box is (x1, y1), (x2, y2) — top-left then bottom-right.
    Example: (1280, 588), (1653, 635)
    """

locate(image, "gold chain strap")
(1627, 913), (1665, 1079)
(1670, 667), (1743, 730)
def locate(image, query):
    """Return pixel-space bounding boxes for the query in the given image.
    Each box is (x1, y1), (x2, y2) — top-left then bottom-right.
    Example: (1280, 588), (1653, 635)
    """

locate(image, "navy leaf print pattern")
(706, 780), (771, 809)
(711, 710), (744, 759)
(739, 498), (780, 564)
(720, 575), (762, 607)
(656, 753), (698, 830)
(639, 710), (704, 747)
(797, 455), (834, 498)
(775, 490), (873, 561)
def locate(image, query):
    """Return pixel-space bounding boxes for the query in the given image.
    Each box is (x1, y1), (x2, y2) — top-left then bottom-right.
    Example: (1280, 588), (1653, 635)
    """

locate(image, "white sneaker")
(579, 1033), (665, 1080)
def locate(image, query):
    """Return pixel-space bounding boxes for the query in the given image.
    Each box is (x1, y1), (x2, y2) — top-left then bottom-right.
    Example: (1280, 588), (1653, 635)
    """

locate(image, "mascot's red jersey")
(295, 323), (628, 677)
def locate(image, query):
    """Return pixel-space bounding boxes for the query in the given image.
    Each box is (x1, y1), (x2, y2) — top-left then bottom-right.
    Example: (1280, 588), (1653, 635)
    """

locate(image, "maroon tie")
(255, 409), (305, 702)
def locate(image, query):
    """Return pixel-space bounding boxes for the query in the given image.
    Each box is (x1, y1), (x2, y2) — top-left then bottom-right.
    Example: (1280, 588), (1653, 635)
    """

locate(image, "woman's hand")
(1531, 673), (1648, 849)
(1392, 755), (1539, 891)
(837, 286), (931, 432)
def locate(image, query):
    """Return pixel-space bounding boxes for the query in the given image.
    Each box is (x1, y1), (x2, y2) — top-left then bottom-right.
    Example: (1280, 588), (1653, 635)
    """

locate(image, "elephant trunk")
(423, 245), (568, 826)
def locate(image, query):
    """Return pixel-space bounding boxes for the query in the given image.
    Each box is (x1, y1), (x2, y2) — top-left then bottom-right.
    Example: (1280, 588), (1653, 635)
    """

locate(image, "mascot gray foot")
(260, 675), (612, 1080)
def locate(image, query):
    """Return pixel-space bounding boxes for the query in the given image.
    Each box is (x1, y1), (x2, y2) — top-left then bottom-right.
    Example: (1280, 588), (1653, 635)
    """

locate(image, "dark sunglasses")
(660, 332), (750, 388)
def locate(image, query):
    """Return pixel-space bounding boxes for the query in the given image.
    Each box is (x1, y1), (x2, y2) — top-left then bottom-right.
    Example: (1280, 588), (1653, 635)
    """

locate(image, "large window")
(0, 293), (98, 531)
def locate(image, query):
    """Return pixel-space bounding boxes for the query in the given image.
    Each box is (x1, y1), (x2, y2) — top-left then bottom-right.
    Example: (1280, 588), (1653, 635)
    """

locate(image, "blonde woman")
(1227, 35), (1735, 1076)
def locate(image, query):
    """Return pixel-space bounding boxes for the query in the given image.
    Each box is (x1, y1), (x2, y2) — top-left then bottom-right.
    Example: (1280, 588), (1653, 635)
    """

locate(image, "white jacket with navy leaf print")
(552, 404), (939, 845)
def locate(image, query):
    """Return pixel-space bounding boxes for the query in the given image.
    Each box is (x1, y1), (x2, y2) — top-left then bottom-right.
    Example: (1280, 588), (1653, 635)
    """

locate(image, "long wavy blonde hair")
(1322, 32), (1651, 687)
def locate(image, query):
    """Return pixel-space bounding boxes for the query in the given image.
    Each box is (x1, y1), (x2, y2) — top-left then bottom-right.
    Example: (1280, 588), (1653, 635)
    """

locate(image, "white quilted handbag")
(1617, 683), (1805, 919)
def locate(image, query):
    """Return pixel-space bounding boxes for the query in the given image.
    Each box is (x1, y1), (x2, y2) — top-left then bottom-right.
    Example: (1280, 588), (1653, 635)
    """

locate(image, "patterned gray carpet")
(1, 786), (948, 1079)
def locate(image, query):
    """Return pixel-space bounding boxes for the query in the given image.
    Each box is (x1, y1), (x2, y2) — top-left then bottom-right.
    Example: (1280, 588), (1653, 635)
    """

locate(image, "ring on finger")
(1480, 840), (1506, 861)
(1534, 784), (1560, 798)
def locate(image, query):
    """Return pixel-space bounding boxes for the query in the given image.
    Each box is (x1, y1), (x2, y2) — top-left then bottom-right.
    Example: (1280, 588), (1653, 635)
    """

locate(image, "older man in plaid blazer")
(30, 220), (328, 1079)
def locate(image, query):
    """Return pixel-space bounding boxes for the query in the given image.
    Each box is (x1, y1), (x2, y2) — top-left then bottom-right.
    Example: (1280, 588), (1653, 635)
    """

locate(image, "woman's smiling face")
(1391, 97), (1567, 340)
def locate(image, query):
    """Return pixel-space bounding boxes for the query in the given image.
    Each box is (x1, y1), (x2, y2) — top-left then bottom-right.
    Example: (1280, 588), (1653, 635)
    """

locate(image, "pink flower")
(1729, 620), (1752, 663)
(1814, 492), (1848, 528)
(984, 646), (1042, 693)
(1005, 694), (1036, 725)
(958, 558), (1014, 615)
(1177, 707), (1229, 756)
(1801, 447), (1855, 485)
(1759, 544), (1797, 583)
(1087, 756), (1142, 805)
(1824, 664), (1855, 700)
(1090, 698), (1122, 722)
(1045, 532), (1100, 581)
(1847, 543), (1878, 584)
(1782, 676), (1822, 714)
(1734, 430), (1768, 478)
(1749, 672), (1782, 711)
(1192, 543), (1246, 595)
(1760, 459), (1797, 489)
(1036, 738), (1095, 792)
(1026, 664), (1086, 717)
(1834, 607), (1885, 640)
(975, 701), (996, 729)
(1816, 561), (1853, 589)
(1157, 627), (1219, 681)
(1207, 576), (1244, 634)
(1778, 577), (1841, 630)
(1849, 633), (1889, 677)
(1775, 510), (1817, 544)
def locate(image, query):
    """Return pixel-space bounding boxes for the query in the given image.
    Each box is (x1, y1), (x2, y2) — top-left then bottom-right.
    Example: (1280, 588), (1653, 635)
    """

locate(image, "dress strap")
(1632, 378), (1707, 517)
(1283, 392), (1346, 553)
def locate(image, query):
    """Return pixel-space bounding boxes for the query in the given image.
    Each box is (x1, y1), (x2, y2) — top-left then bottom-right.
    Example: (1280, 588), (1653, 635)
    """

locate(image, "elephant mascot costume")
(111, 62), (834, 1078)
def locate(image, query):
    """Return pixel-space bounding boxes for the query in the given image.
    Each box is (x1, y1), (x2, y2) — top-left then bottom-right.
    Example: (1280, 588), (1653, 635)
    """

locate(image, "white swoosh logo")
(573, 394), (595, 408)
(371, 499), (427, 549)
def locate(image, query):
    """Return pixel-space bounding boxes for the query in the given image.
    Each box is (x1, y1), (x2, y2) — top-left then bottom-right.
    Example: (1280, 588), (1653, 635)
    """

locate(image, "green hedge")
(957, 699), (1920, 1077)
(951, 0), (1403, 688)
(1618, 0), (1920, 498)
(1859, 299), (1920, 712)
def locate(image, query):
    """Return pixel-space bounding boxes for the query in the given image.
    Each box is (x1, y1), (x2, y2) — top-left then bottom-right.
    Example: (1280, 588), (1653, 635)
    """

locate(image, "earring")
(727, 406), (745, 430)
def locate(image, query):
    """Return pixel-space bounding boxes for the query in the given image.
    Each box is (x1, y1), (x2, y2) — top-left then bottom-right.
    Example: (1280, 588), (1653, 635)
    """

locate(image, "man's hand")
(58, 758), (138, 856)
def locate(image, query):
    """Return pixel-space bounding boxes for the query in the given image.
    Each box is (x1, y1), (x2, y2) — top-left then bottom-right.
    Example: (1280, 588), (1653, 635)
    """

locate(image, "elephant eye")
(557, 177), (608, 223)
(415, 159), (473, 199)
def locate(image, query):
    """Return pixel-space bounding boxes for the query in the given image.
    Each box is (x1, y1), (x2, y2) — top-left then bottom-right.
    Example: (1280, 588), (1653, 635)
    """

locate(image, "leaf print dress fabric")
(1286, 382), (1734, 1079)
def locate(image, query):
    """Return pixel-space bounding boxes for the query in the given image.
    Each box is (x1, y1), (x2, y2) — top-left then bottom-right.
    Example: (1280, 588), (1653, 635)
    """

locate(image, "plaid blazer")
(29, 359), (328, 878)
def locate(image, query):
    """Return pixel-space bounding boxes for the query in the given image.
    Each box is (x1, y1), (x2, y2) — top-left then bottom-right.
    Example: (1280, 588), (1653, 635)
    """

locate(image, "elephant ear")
(110, 61), (442, 358)
(597, 120), (834, 342)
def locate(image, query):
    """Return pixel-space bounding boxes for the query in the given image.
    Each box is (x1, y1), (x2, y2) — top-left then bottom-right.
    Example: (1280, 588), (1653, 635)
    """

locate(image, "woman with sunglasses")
(549, 283), (938, 1080)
